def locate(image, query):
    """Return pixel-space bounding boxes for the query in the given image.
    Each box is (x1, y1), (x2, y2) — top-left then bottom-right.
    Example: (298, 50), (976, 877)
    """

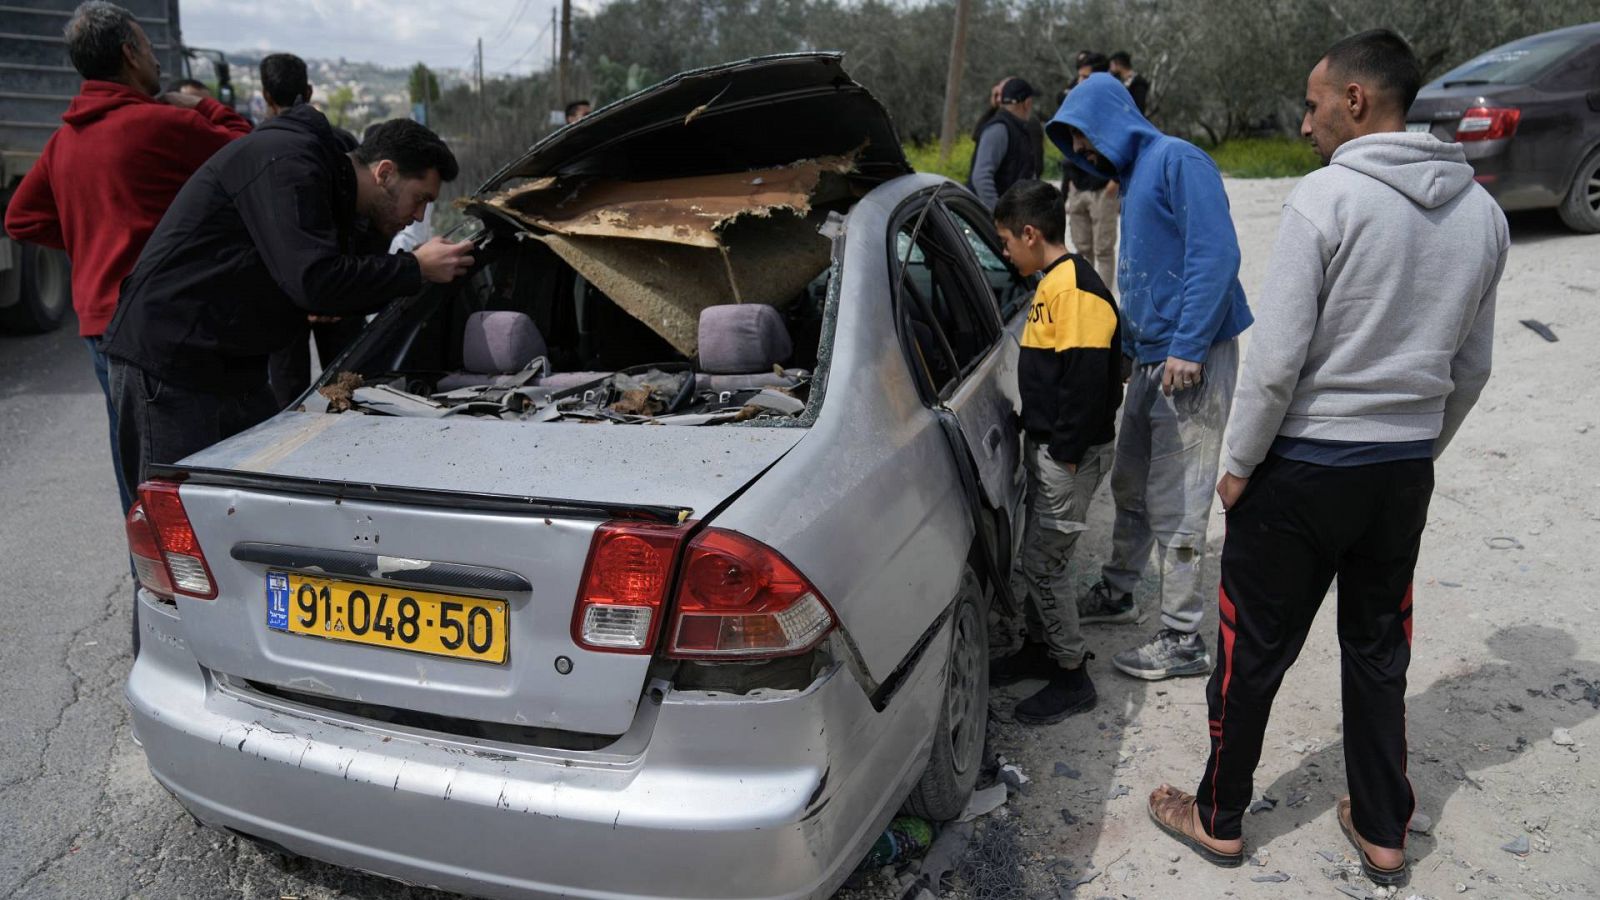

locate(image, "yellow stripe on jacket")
(1020, 258), (1118, 352)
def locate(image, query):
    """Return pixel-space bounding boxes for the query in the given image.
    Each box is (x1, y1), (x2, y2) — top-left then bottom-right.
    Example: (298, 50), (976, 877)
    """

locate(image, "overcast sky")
(180, 0), (581, 76)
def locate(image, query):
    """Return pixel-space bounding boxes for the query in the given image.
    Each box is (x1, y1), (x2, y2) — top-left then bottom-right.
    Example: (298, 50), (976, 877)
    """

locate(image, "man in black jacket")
(968, 78), (1038, 209)
(103, 107), (473, 491)
(1110, 52), (1151, 114)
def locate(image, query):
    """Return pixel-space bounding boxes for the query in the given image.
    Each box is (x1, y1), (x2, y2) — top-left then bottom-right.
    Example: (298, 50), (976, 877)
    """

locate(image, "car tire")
(0, 242), (71, 333)
(1558, 145), (1600, 234)
(904, 565), (989, 822)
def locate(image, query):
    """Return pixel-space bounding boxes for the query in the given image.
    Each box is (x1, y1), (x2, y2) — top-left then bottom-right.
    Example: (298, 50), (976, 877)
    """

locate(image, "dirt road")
(848, 176), (1600, 900)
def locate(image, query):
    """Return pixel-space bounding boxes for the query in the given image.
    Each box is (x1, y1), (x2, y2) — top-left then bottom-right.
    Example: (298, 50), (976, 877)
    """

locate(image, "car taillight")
(127, 480), (217, 599)
(666, 528), (835, 659)
(1456, 107), (1520, 141)
(125, 501), (175, 599)
(571, 522), (687, 653)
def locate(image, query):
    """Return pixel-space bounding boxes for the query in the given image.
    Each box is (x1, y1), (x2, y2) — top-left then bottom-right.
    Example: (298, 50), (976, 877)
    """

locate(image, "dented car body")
(126, 53), (1036, 900)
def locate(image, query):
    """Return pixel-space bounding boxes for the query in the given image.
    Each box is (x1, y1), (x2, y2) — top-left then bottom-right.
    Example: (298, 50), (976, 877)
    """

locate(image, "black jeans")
(1194, 453), (1433, 848)
(109, 360), (278, 493)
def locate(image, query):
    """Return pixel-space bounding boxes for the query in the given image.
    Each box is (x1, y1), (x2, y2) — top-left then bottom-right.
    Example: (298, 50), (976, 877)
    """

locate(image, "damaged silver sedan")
(124, 53), (1036, 900)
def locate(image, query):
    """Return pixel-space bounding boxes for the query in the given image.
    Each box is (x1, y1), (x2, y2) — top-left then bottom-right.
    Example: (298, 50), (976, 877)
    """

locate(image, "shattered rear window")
(315, 157), (861, 428)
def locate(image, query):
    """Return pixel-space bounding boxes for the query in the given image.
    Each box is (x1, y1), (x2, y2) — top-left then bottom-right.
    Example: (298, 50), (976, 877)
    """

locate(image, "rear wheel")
(904, 565), (989, 821)
(1558, 146), (1600, 233)
(0, 242), (71, 333)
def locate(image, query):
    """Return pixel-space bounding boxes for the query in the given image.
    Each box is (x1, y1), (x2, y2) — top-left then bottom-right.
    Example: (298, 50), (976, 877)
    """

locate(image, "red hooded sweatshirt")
(3, 81), (251, 336)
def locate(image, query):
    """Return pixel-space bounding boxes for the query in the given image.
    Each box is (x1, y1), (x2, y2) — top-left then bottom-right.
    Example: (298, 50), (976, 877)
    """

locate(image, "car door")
(938, 196), (1036, 558)
(889, 189), (1023, 570)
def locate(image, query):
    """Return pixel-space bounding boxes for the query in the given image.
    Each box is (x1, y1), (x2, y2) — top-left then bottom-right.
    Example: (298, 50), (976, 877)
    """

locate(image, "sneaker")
(1014, 663), (1097, 725)
(1112, 628), (1213, 680)
(1078, 579), (1138, 625)
(989, 641), (1057, 687)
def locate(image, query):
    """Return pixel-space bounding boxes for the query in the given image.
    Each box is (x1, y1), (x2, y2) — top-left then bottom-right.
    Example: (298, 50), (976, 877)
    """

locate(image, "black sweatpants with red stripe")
(1195, 453), (1432, 848)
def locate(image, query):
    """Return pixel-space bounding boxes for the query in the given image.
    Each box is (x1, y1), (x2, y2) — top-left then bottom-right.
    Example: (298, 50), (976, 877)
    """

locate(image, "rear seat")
(435, 311), (607, 393)
(694, 304), (809, 393)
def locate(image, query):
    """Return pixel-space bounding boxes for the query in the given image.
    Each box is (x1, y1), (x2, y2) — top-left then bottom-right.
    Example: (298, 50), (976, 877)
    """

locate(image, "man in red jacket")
(3, 0), (250, 514)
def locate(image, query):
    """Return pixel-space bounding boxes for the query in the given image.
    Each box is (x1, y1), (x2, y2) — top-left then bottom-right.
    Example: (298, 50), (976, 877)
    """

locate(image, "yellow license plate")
(266, 571), (508, 664)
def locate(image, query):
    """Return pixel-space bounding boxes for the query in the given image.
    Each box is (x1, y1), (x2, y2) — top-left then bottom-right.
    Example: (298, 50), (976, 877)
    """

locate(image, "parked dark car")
(1407, 22), (1600, 232)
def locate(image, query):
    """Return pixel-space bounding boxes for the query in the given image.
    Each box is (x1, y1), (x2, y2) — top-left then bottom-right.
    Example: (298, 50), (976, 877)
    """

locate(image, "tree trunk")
(937, 0), (974, 165)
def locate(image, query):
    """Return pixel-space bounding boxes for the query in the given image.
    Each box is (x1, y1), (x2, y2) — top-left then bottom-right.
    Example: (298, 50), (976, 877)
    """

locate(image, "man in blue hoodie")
(1047, 72), (1253, 682)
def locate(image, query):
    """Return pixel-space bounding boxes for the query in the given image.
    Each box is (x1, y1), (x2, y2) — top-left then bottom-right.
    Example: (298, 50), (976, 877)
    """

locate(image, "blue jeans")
(85, 337), (134, 515)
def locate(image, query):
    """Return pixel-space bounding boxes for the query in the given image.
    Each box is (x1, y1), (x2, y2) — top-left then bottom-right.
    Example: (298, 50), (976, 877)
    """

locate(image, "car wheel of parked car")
(1558, 145), (1600, 234)
(905, 565), (989, 821)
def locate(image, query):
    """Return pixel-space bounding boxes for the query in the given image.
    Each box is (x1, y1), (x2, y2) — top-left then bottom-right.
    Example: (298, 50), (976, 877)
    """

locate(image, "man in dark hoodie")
(1147, 31), (1504, 885)
(1047, 72), (1253, 683)
(102, 112), (475, 494)
(3, 0), (251, 513)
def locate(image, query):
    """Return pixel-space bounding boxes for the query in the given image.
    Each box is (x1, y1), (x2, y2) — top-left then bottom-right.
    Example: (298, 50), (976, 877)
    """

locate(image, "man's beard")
(1090, 154), (1117, 177)
(374, 181), (406, 237)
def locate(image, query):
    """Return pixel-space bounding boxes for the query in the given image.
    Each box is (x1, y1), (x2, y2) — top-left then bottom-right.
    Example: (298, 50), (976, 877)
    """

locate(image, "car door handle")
(983, 424), (1003, 457)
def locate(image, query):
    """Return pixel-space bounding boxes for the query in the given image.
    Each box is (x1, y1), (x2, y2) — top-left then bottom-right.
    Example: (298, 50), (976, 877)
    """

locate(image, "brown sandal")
(1337, 796), (1408, 886)
(1147, 785), (1244, 868)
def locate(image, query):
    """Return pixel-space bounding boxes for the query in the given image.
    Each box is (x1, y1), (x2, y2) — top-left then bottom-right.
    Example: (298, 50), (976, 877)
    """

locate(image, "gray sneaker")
(1078, 579), (1139, 625)
(1112, 628), (1213, 680)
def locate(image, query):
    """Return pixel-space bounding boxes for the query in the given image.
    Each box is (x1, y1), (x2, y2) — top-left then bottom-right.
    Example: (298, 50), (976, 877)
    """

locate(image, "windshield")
(1432, 31), (1591, 87)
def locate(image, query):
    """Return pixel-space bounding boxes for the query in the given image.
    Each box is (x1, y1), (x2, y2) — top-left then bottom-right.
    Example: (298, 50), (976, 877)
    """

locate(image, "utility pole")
(938, 0), (973, 165)
(559, 0), (572, 104)
(475, 36), (484, 116)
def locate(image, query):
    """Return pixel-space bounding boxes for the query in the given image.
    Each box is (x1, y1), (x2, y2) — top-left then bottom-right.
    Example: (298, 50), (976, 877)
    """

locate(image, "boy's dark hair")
(1080, 52), (1111, 73)
(1321, 28), (1423, 112)
(994, 180), (1065, 245)
(353, 119), (459, 182)
(1110, 51), (1133, 68)
(260, 53), (310, 107)
(64, 1), (140, 81)
(564, 99), (591, 118)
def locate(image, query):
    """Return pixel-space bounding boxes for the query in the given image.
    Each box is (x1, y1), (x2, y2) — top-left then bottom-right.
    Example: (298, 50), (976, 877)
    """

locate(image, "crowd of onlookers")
(971, 29), (1504, 888)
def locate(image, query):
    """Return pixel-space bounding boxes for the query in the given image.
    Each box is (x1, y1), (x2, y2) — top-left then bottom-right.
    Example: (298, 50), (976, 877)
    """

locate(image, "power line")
(487, 0), (537, 49)
(493, 14), (553, 75)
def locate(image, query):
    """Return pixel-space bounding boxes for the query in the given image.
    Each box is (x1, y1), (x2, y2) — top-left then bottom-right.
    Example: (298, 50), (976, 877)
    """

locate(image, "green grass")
(903, 136), (977, 180)
(903, 135), (1069, 182)
(1206, 136), (1320, 178)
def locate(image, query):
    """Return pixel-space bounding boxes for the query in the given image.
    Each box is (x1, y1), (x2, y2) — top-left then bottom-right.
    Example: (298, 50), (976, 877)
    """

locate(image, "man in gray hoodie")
(1146, 30), (1506, 885)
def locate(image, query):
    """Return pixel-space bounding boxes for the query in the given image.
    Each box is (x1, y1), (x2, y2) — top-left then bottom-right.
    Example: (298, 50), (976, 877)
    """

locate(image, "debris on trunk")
(318, 371), (364, 412)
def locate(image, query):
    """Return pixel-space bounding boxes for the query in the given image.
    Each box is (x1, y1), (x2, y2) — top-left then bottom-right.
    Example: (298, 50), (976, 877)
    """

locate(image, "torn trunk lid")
(477, 52), (910, 187)
(158, 412), (804, 738)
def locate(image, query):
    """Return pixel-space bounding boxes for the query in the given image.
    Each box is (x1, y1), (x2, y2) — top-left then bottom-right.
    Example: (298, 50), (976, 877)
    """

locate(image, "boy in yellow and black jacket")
(990, 179), (1123, 725)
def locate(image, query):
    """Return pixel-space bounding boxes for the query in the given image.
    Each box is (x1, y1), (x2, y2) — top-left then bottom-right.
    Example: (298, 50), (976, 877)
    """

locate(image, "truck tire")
(1558, 145), (1600, 234)
(0, 242), (71, 333)
(904, 565), (989, 821)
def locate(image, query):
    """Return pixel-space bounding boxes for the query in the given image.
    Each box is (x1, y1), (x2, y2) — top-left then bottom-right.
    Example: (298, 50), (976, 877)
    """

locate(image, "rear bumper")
(128, 591), (943, 900)
(1461, 139), (1566, 211)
